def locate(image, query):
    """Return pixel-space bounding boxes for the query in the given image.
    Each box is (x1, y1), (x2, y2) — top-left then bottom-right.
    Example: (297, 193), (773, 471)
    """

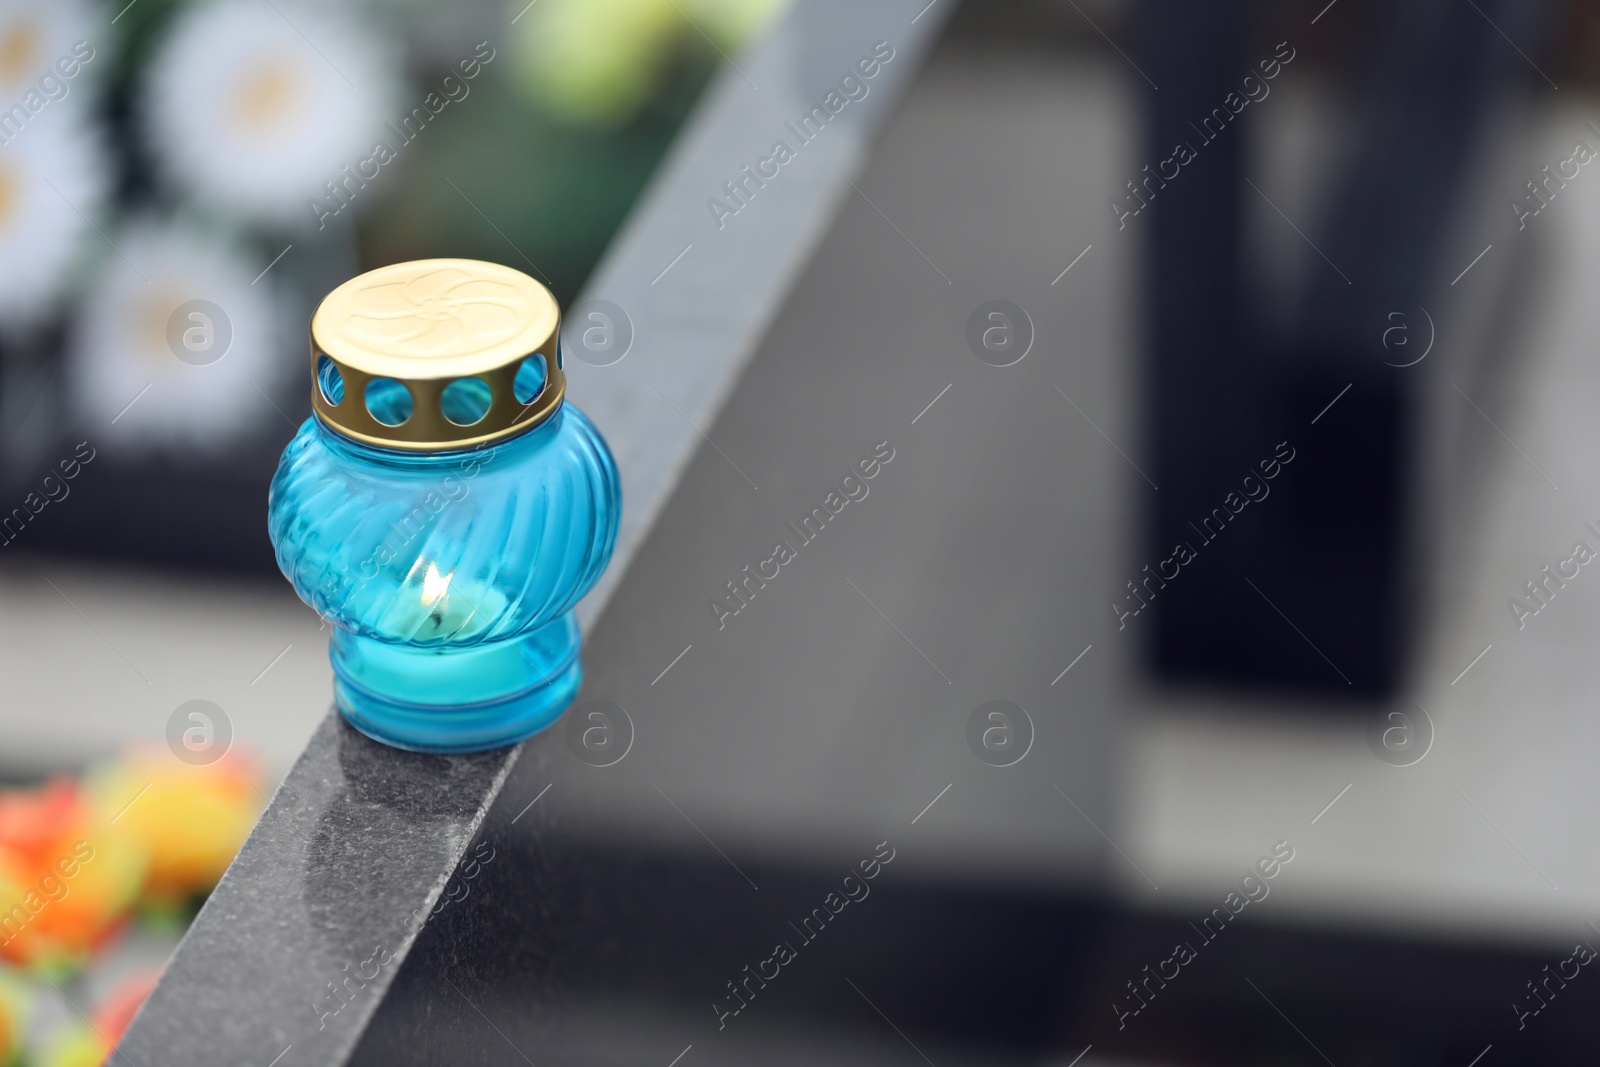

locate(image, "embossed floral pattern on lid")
(309, 258), (565, 451)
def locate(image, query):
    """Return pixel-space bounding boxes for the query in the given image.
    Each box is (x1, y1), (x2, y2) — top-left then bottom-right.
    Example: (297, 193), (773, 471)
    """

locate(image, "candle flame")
(421, 562), (452, 605)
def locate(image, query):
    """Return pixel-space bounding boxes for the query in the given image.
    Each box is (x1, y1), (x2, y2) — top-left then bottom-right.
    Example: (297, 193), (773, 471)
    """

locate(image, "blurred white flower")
(0, 114), (105, 326)
(0, 0), (100, 103)
(68, 220), (290, 455)
(144, 0), (398, 227)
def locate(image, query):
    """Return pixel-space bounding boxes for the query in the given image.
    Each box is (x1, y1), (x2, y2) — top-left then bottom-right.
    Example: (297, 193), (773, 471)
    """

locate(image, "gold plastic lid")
(309, 258), (565, 451)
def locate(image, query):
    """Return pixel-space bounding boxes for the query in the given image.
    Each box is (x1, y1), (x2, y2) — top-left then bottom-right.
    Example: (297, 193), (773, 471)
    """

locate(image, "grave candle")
(267, 259), (621, 752)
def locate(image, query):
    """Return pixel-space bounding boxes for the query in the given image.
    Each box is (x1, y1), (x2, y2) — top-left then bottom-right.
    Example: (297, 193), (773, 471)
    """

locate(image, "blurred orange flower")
(0, 778), (143, 970)
(85, 747), (262, 906)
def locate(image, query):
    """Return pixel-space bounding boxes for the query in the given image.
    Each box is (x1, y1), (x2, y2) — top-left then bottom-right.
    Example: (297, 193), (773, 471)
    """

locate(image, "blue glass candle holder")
(267, 259), (620, 753)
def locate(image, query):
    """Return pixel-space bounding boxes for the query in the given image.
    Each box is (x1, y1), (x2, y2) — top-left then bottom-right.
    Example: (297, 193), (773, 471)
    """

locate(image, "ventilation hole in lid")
(364, 377), (413, 426)
(441, 377), (493, 426)
(513, 354), (547, 406)
(317, 355), (344, 406)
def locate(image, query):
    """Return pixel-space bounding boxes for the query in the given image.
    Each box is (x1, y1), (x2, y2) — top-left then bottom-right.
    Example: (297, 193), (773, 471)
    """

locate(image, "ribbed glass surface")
(267, 405), (620, 751)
